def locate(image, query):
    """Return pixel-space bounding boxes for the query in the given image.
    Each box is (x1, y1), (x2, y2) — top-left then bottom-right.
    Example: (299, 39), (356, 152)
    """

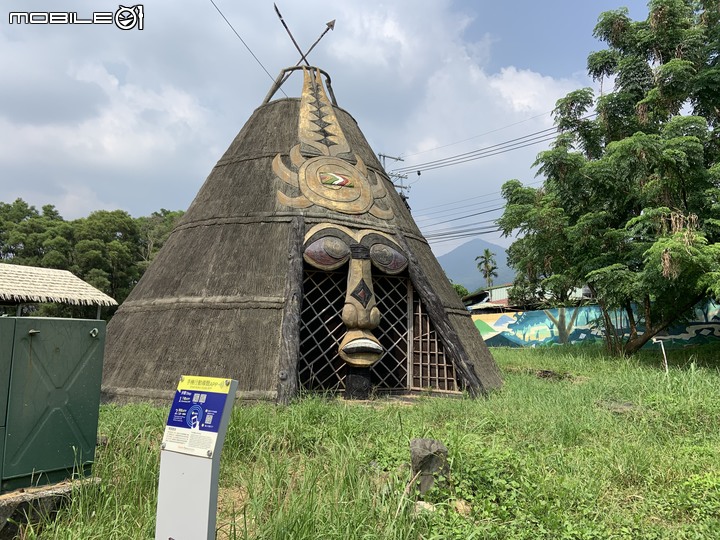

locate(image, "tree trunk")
(624, 302), (637, 342)
(622, 292), (705, 356)
(597, 298), (623, 356)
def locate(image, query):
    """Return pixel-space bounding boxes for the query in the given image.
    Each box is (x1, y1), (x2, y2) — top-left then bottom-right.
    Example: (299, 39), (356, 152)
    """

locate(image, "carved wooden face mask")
(303, 224), (408, 367)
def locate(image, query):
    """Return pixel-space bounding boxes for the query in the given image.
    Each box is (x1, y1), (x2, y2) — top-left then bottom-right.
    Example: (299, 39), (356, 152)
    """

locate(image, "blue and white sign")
(161, 376), (233, 458)
(156, 375), (238, 540)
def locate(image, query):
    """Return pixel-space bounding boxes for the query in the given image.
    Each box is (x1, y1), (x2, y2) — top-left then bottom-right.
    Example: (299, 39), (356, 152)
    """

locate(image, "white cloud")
(488, 66), (578, 113)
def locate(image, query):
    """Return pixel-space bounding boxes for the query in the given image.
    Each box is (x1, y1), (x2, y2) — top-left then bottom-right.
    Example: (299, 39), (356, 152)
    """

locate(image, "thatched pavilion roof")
(0, 263), (117, 307)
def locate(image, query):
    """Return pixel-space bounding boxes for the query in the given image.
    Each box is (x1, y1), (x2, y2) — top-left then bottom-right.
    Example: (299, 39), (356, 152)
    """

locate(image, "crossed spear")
(274, 3), (335, 67)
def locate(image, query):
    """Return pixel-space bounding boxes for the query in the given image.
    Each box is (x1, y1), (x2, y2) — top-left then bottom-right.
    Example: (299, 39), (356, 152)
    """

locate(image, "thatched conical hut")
(102, 67), (501, 403)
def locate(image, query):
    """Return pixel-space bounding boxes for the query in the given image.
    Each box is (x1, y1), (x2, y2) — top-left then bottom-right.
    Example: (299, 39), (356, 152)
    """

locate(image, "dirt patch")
(596, 400), (640, 414)
(535, 369), (572, 381)
(217, 485), (249, 517)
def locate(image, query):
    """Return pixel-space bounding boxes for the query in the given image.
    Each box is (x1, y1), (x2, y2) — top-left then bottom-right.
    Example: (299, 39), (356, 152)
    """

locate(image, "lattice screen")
(298, 267), (460, 394)
(411, 296), (458, 392)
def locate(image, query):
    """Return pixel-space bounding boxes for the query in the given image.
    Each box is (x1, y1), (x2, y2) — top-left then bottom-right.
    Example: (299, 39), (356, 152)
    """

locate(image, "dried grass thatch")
(103, 68), (501, 403)
(0, 263), (117, 307)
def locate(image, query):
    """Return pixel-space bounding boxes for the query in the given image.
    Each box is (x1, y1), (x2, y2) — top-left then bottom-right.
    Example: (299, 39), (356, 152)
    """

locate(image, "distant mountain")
(435, 238), (515, 293)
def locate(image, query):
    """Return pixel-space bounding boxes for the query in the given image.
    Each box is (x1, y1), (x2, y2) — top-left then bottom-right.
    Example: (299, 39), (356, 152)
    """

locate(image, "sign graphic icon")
(188, 405), (202, 429)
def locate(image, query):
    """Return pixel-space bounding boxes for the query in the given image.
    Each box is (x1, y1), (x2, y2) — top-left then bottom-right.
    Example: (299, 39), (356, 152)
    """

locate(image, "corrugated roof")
(0, 264), (117, 306)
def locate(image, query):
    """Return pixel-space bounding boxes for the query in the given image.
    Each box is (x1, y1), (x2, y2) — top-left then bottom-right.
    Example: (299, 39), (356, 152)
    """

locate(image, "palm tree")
(475, 248), (498, 290)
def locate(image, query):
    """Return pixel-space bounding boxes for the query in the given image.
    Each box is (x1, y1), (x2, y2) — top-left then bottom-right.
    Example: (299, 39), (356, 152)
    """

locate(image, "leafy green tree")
(0, 200), (74, 268)
(73, 210), (142, 304)
(0, 198), (187, 318)
(499, 0), (720, 355)
(452, 283), (470, 298)
(475, 248), (498, 290)
(136, 209), (184, 272)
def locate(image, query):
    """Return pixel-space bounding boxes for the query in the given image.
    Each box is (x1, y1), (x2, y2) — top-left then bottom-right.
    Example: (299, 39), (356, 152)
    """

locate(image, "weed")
(21, 344), (720, 538)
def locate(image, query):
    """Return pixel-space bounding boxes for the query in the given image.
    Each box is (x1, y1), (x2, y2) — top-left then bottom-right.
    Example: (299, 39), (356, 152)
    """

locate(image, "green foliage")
(0, 198), (184, 317)
(20, 345), (720, 538)
(451, 283), (469, 298)
(136, 208), (185, 272)
(499, 0), (720, 355)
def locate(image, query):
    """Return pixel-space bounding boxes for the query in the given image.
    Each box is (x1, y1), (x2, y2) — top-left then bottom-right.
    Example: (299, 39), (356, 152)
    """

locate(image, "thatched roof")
(103, 67), (501, 403)
(0, 264), (117, 306)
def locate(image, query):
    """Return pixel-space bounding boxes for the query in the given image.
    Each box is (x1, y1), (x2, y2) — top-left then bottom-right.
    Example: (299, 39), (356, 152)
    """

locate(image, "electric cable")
(413, 134), (558, 173)
(394, 132), (557, 174)
(414, 197), (505, 222)
(425, 227), (503, 242)
(208, 0), (288, 97)
(393, 113), (597, 175)
(412, 179), (543, 215)
(421, 215), (501, 235)
(400, 111), (553, 159)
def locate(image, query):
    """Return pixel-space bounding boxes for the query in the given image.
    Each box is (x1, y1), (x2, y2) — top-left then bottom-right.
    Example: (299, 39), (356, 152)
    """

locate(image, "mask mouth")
(338, 331), (384, 367)
(342, 338), (384, 355)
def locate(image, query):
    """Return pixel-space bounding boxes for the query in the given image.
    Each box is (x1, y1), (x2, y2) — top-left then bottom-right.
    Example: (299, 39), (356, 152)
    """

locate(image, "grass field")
(21, 344), (720, 539)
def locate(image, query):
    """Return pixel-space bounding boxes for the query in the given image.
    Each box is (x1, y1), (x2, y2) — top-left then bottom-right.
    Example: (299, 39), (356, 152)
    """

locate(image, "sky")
(2, 0), (651, 255)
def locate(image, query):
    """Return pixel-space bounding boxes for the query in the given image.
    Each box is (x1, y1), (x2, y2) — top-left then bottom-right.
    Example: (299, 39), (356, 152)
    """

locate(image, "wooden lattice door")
(298, 268), (461, 394)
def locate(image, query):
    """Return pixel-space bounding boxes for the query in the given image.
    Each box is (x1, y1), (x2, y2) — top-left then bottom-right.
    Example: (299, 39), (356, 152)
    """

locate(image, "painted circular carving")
(298, 157), (373, 214)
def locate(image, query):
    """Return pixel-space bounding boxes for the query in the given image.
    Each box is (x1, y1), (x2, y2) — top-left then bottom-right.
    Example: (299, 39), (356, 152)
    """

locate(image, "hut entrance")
(299, 268), (460, 395)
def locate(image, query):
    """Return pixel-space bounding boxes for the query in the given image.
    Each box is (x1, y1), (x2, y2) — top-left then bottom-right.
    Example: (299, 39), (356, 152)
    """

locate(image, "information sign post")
(155, 376), (238, 540)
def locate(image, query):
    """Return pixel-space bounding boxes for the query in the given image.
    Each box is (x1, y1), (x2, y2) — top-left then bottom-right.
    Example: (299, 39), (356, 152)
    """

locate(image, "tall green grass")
(22, 344), (720, 539)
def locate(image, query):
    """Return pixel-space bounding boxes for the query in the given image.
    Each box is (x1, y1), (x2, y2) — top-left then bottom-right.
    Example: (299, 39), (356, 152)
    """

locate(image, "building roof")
(0, 264), (117, 307)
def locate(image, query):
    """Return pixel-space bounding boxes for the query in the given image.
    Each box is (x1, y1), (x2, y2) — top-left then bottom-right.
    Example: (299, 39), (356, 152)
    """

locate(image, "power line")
(425, 227), (503, 243)
(396, 125), (558, 172)
(414, 197), (505, 222)
(208, 0), (288, 98)
(418, 205), (505, 228)
(393, 130), (558, 174)
(394, 113), (597, 175)
(413, 134), (558, 173)
(422, 214), (501, 235)
(413, 192), (505, 214)
(424, 228), (503, 243)
(412, 179), (543, 218)
(401, 110), (553, 159)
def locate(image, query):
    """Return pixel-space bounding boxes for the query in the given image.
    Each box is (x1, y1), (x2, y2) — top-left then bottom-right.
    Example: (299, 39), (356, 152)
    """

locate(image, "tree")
(0, 198), (187, 318)
(452, 283), (470, 298)
(475, 248), (498, 290)
(73, 210), (142, 304)
(136, 208), (184, 272)
(499, 0), (720, 355)
(0, 200), (74, 269)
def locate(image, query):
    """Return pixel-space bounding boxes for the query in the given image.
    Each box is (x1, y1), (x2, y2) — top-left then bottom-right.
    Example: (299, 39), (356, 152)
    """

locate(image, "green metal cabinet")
(0, 317), (105, 492)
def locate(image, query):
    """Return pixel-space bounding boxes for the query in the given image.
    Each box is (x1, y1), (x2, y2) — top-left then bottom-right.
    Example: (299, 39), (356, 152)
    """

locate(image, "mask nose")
(341, 258), (380, 330)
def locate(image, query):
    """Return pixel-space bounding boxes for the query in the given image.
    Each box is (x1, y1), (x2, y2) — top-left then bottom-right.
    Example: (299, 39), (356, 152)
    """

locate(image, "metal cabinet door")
(0, 318), (16, 485)
(3, 318), (105, 482)
(0, 318), (15, 425)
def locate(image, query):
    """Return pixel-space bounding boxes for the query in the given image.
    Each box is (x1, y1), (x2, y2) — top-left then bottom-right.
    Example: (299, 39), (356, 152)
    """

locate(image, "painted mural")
(473, 301), (720, 349)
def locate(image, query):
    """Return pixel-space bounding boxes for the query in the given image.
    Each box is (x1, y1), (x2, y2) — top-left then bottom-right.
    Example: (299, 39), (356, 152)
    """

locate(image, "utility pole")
(378, 153), (410, 205)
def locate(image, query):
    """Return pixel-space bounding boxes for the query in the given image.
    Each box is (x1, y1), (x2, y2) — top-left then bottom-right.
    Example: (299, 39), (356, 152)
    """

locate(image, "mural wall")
(473, 301), (720, 349)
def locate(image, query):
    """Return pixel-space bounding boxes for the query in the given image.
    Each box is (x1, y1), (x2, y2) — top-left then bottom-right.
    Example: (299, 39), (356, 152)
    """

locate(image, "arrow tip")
(327, 19), (336, 30)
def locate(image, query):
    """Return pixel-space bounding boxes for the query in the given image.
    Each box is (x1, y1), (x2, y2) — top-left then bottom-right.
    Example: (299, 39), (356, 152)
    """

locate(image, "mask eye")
(304, 237), (350, 270)
(370, 243), (408, 274)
